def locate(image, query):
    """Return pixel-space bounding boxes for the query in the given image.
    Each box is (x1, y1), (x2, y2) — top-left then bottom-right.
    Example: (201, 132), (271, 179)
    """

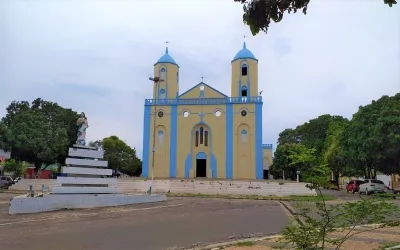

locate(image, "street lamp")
(148, 77), (164, 186)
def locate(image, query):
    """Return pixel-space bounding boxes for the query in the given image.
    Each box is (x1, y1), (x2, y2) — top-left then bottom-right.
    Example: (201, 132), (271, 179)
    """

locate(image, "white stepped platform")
(57, 177), (117, 185)
(9, 194), (167, 214)
(73, 144), (97, 150)
(52, 186), (119, 194)
(62, 166), (112, 176)
(68, 147), (104, 159)
(65, 158), (108, 167)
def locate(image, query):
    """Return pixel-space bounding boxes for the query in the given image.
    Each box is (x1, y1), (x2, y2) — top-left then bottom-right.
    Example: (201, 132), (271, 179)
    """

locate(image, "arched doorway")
(196, 152), (207, 178)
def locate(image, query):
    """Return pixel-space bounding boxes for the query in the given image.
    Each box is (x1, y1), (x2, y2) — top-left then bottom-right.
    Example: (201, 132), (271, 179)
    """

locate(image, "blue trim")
(157, 65), (168, 99)
(262, 144), (273, 149)
(199, 90), (204, 97)
(226, 104), (233, 179)
(145, 96), (262, 106)
(196, 152), (207, 159)
(185, 119), (217, 178)
(255, 103), (263, 179)
(141, 106), (151, 178)
(211, 154), (217, 178)
(169, 105), (178, 178)
(178, 82), (228, 98)
(185, 154), (191, 178)
(232, 42), (258, 62)
(241, 129), (247, 135)
(154, 47), (180, 67)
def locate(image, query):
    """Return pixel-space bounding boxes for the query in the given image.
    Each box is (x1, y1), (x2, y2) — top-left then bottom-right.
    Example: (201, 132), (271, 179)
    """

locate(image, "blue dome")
(155, 47), (179, 67)
(232, 42), (257, 62)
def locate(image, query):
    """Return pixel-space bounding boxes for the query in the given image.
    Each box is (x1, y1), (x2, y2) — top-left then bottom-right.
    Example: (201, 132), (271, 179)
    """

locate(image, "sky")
(0, 0), (399, 158)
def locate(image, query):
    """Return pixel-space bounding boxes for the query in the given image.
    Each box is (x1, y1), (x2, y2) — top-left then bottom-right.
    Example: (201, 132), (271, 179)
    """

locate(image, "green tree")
(277, 128), (299, 145)
(0, 98), (79, 168)
(101, 136), (142, 176)
(235, 0), (397, 35)
(341, 93), (400, 178)
(281, 179), (400, 250)
(270, 143), (316, 180)
(2, 159), (28, 178)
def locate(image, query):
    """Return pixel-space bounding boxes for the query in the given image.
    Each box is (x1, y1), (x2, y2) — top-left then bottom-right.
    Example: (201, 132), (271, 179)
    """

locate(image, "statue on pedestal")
(76, 112), (89, 146)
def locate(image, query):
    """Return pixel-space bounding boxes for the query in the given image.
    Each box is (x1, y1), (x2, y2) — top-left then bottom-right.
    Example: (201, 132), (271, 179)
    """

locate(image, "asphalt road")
(0, 194), (288, 250)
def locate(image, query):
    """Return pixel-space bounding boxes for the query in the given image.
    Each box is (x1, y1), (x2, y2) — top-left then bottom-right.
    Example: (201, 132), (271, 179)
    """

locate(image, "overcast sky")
(1, 0), (399, 157)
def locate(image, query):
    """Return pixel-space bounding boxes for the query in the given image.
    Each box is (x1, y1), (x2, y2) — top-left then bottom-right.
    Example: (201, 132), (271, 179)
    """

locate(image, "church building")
(142, 43), (273, 180)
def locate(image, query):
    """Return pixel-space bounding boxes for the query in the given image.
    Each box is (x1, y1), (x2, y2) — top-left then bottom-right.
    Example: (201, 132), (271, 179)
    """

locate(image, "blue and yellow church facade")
(142, 43), (273, 180)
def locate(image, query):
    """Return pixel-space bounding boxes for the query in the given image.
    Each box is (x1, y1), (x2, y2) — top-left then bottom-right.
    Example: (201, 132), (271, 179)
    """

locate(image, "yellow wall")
(153, 63), (179, 99)
(176, 104), (226, 178)
(262, 148), (273, 169)
(232, 103), (255, 179)
(148, 105), (171, 178)
(231, 59), (258, 97)
(179, 83), (226, 99)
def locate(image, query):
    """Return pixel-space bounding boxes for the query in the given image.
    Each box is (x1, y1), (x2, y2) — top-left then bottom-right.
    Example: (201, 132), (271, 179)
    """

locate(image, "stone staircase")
(10, 179), (315, 196)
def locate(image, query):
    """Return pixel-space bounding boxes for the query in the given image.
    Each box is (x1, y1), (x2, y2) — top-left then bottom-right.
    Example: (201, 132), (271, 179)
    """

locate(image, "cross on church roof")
(201, 75), (204, 82)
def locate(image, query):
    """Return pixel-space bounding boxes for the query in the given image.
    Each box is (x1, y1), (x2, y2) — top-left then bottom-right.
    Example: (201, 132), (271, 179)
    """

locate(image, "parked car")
(359, 179), (386, 195)
(0, 176), (15, 189)
(346, 180), (364, 193)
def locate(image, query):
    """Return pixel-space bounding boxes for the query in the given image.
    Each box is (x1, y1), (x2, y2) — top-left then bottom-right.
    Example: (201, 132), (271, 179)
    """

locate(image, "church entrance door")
(196, 159), (207, 178)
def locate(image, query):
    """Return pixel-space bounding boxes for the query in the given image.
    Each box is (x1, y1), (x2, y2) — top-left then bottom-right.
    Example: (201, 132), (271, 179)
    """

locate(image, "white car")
(359, 179), (386, 195)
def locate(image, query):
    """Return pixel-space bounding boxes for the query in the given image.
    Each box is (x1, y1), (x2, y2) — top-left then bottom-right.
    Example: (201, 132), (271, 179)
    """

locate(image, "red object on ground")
(24, 168), (52, 179)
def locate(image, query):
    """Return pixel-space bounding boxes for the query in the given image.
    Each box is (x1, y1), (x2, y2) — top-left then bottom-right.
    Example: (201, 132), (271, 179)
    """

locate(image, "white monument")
(9, 113), (166, 214)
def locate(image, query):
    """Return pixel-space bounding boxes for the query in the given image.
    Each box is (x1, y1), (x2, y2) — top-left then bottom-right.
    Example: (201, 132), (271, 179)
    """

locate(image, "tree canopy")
(235, 0), (397, 35)
(90, 136), (142, 176)
(271, 93), (400, 183)
(0, 98), (79, 168)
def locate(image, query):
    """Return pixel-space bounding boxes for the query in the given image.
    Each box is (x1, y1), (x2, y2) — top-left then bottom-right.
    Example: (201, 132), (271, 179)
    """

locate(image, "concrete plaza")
(0, 193), (288, 250)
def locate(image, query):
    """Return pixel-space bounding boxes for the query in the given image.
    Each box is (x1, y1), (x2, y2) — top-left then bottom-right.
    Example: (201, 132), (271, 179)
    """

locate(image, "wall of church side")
(148, 105), (171, 178)
(232, 103), (256, 179)
(176, 104), (227, 179)
(262, 148), (273, 170)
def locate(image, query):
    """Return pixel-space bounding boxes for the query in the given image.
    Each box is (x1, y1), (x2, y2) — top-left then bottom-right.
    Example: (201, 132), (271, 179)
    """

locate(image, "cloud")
(0, 0), (399, 158)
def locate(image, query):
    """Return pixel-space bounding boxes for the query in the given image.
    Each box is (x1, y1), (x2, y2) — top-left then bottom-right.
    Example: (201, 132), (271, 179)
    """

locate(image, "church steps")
(9, 179), (315, 196)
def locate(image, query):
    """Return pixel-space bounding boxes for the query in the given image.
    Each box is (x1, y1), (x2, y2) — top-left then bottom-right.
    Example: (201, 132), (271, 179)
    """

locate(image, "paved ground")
(0, 193), (288, 250)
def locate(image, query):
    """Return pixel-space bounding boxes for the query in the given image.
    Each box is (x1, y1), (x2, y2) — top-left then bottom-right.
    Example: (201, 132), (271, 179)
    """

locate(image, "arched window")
(241, 85), (248, 97)
(204, 131), (209, 147)
(158, 130), (164, 145)
(160, 68), (166, 82)
(195, 131), (199, 147)
(159, 89), (166, 99)
(241, 129), (247, 144)
(241, 64), (248, 76)
(199, 127), (204, 144)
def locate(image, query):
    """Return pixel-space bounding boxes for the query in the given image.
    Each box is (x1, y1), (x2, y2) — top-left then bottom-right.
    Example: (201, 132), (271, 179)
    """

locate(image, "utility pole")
(148, 77), (164, 189)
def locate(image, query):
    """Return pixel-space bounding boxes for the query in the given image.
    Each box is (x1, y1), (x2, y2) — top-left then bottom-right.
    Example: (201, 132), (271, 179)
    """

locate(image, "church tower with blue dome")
(231, 42), (258, 97)
(153, 47), (180, 99)
(142, 42), (273, 180)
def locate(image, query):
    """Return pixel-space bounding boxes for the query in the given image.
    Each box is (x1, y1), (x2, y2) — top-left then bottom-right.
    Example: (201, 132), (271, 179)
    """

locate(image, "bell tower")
(231, 42), (258, 97)
(153, 46), (180, 99)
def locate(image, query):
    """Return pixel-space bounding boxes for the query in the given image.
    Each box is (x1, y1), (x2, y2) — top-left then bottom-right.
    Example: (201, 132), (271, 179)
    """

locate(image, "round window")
(183, 111), (189, 118)
(199, 85), (205, 91)
(158, 111), (164, 118)
(215, 110), (222, 117)
(241, 110), (247, 117)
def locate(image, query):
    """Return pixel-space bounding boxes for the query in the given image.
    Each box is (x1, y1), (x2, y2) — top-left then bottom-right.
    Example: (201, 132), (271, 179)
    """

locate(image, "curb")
(190, 235), (281, 250)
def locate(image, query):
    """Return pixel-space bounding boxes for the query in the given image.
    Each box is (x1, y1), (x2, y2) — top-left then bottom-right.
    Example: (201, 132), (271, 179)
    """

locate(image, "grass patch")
(166, 193), (336, 201)
(376, 241), (400, 249)
(235, 241), (255, 247)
